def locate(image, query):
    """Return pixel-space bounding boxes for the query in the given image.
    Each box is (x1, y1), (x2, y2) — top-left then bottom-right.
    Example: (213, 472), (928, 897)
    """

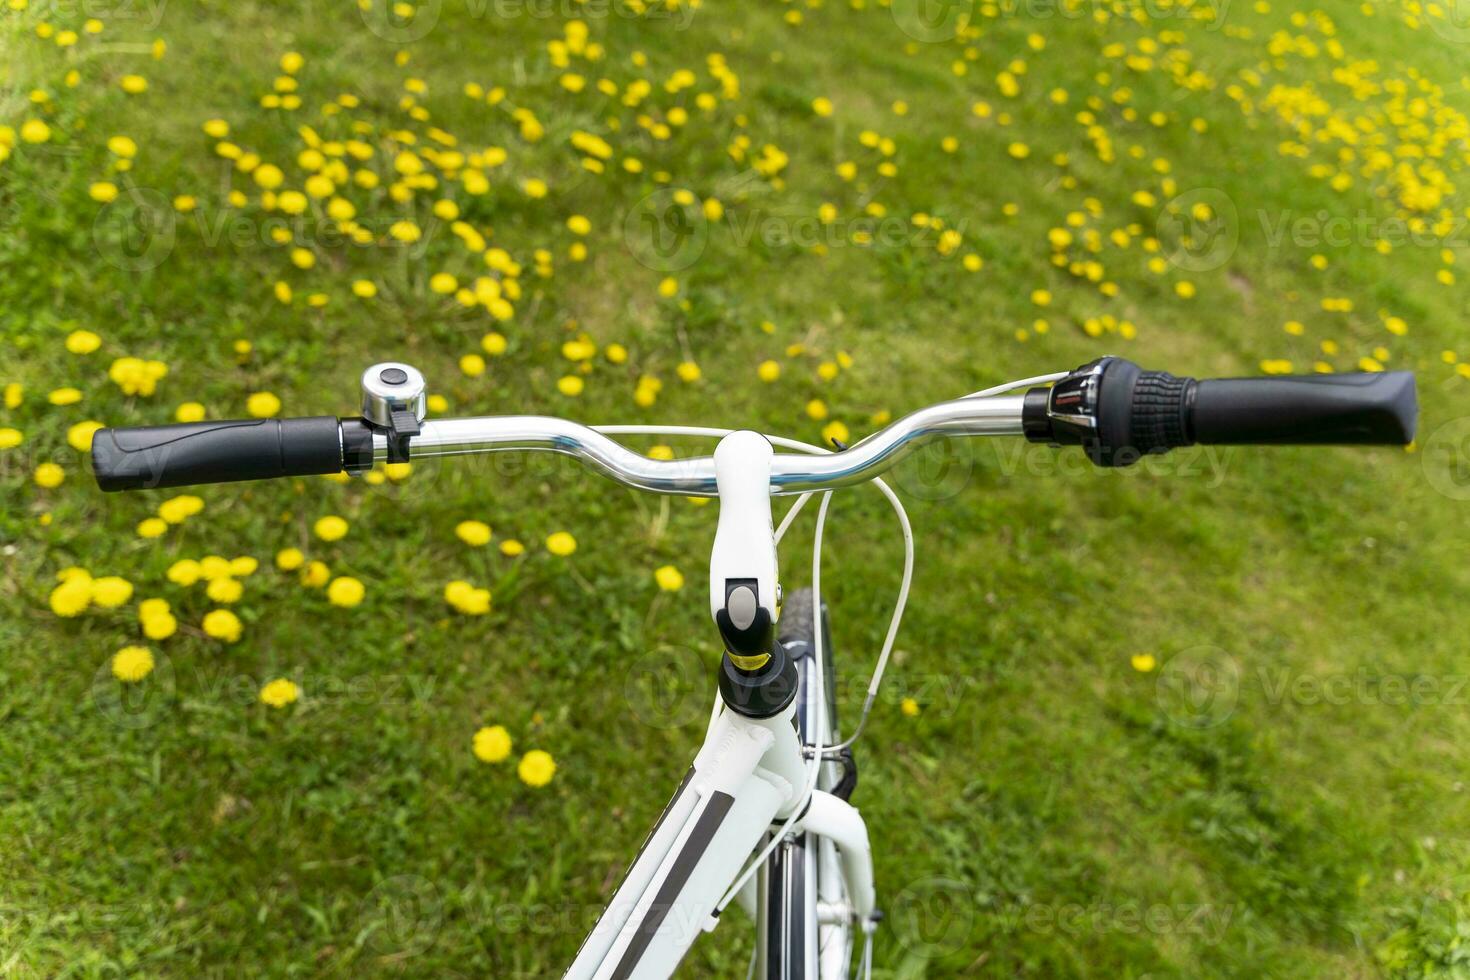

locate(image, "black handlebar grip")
(92, 417), (344, 491)
(1191, 372), (1416, 447)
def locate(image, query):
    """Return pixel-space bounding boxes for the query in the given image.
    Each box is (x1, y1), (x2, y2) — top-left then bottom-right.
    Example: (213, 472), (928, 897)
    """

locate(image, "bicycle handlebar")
(90, 358), (1418, 494)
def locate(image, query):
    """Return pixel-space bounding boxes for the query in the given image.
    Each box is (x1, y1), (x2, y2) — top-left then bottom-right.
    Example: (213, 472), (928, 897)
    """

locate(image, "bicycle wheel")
(755, 588), (855, 979)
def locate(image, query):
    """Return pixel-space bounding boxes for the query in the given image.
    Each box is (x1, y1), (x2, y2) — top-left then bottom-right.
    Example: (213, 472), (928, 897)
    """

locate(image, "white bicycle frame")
(564, 431), (875, 980)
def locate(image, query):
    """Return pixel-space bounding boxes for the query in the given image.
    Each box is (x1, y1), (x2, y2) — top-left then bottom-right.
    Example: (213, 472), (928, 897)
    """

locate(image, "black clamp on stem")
(715, 579), (798, 719)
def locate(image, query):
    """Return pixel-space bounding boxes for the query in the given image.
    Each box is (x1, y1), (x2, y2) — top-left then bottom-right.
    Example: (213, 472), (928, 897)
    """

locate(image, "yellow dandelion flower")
(49, 576), (93, 617)
(90, 576), (134, 608)
(205, 577), (242, 604)
(460, 353), (486, 377)
(545, 531), (577, 556)
(202, 608), (242, 642)
(473, 725), (513, 763)
(34, 462), (65, 488)
(20, 119), (51, 143)
(517, 749), (556, 787)
(500, 539), (525, 557)
(166, 559), (201, 586)
(259, 678), (300, 708)
(456, 520), (492, 547)
(654, 565), (684, 591)
(66, 420), (104, 452)
(112, 646), (155, 683)
(157, 494), (204, 524)
(135, 517), (167, 538)
(300, 560), (330, 588)
(327, 576), (365, 607)
(65, 329), (102, 354)
(246, 392), (281, 418)
(313, 515), (348, 541)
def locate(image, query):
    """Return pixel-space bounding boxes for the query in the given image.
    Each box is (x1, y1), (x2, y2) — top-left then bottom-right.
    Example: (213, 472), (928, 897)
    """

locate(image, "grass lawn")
(3, 0), (1470, 975)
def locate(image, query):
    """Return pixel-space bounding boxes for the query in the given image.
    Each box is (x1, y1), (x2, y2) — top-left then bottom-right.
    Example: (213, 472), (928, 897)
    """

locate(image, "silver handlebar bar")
(366, 394), (1028, 496)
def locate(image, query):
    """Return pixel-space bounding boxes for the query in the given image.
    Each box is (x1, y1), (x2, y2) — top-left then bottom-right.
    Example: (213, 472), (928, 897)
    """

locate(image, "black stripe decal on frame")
(567, 767), (697, 969)
(609, 790), (736, 980)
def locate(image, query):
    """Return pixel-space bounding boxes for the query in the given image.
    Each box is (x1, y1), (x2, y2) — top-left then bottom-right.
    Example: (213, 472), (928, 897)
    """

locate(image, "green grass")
(3, 0), (1470, 976)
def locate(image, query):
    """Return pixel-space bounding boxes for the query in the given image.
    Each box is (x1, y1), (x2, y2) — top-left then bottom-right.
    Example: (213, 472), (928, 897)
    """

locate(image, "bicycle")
(90, 356), (1416, 978)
